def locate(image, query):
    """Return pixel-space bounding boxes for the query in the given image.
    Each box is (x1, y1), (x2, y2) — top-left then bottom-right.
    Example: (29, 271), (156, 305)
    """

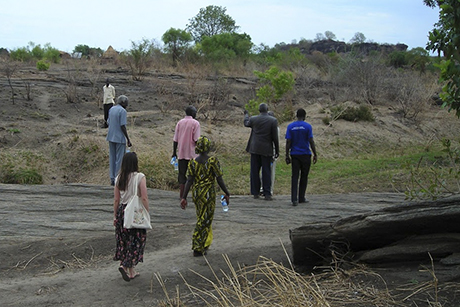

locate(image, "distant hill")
(276, 39), (408, 55)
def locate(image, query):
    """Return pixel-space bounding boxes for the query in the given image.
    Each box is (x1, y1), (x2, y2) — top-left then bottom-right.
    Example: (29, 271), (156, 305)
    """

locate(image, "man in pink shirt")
(172, 105), (201, 198)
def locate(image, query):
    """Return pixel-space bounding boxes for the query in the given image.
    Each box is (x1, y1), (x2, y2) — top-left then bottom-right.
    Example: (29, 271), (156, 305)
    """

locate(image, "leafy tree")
(73, 44), (103, 58)
(314, 33), (326, 41)
(407, 47), (431, 73)
(9, 47), (32, 62)
(162, 28), (193, 66)
(200, 32), (252, 62)
(254, 46), (308, 69)
(252, 44), (283, 65)
(245, 66), (295, 120)
(424, 0), (460, 116)
(121, 38), (156, 81)
(186, 5), (239, 43)
(325, 31), (336, 40)
(43, 43), (60, 63)
(74, 44), (90, 56)
(388, 50), (408, 68)
(350, 32), (366, 44)
(89, 47), (103, 58)
(10, 42), (60, 63)
(29, 42), (44, 60)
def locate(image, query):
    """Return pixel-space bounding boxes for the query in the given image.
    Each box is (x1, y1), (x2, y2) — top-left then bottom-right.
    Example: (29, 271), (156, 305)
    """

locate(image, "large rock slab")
(290, 195), (460, 266)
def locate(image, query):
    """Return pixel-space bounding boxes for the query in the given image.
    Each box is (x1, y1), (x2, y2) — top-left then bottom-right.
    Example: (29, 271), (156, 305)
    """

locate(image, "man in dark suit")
(244, 103), (279, 200)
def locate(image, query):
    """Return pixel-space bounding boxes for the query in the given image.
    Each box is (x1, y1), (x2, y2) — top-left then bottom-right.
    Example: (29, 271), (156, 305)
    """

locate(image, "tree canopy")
(200, 32), (253, 61)
(424, 0), (460, 117)
(350, 32), (366, 44)
(162, 28), (193, 66)
(186, 5), (239, 43)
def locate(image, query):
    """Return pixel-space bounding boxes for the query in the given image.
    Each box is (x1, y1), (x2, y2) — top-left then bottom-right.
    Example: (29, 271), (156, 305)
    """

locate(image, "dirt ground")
(2, 183), (458, 306)
(1, 61), (460, 306)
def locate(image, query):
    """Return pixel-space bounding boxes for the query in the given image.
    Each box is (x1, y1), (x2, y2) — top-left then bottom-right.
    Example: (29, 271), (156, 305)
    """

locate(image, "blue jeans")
(290, 155), (312, 203)
(109, 142), (126, 183)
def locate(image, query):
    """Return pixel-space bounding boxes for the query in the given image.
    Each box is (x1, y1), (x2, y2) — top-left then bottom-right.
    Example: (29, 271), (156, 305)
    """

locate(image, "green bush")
(10, 47), (32, 62)
(0, 150), (45, 184)
(43, 44), (61, 63)
(245, 66), (295, 119)
(3, 168), (43, 184)
(330, 104), (374, 122)
(36, 60), (50, 71)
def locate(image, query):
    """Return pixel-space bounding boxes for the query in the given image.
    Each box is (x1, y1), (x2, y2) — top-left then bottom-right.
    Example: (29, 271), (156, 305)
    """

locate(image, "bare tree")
(332, 54), (386, 105)
(85, 58), (103, 103)
(23, 80), (32, 101)
(385, 70), (436, 120)
(63, 61), (79, 104)
(1, 58), (19, 104)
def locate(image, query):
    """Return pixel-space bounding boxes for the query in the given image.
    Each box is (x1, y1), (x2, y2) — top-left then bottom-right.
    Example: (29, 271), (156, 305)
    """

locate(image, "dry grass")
(8, 242), (111, 277)
(153, 255), (397, 307)
(153, 246), (459, 307)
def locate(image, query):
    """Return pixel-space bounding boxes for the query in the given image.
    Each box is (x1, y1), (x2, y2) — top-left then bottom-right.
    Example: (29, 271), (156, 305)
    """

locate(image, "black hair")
(259, 103), (268, 113)
(185, 105), (197, 117)
(296, 108), (306, 119)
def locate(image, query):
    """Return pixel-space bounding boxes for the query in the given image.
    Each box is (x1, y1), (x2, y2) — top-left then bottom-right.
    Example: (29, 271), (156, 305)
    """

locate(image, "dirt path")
(0, 183), (414, 306)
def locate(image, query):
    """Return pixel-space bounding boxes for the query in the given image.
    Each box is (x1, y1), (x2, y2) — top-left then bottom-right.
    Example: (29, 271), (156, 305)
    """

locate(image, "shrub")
(36, 60), (50, 71)
(403, 138), (460, 200)
(0, 151), (45, 184)
(3, 168), (43, 184)
(245, 66), (295, 120)
(330, 104), (374, 122)
(9, 47), (32, 62)
(43, 43), (61, 63)
(388, 51), (408, 68)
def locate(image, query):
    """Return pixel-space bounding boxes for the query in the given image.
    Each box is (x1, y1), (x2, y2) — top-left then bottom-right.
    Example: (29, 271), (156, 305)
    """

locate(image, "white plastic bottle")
(221, 195), (229, 212)
(170, 157), (178, 171)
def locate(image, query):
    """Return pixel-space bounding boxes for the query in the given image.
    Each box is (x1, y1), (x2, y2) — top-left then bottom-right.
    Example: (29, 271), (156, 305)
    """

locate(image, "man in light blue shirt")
(106, 95), (132, 185)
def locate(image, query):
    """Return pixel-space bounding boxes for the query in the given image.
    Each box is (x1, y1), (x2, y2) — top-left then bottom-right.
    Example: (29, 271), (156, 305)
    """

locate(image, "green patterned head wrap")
(195, 136), (211, 154)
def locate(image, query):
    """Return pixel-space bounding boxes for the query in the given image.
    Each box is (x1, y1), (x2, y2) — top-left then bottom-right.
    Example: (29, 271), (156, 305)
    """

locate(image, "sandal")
(130, 272), (140, 279)
(118, 266), (131, 282)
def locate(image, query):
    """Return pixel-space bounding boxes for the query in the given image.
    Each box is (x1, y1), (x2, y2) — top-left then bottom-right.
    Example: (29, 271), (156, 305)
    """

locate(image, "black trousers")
(104, 103), (114, 125)
(178, 159), (190, 184)
(290, 154), (312, 203)
(250, 154), (272, 196)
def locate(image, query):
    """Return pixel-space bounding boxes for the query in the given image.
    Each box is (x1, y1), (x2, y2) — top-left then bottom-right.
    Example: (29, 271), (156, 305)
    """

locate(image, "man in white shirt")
(102, 78), (115, 128)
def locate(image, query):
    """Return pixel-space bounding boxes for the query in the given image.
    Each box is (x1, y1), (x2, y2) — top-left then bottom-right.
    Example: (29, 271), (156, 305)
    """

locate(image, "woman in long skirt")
(113, 152), (149, 281)
(180, 136), (230, 256)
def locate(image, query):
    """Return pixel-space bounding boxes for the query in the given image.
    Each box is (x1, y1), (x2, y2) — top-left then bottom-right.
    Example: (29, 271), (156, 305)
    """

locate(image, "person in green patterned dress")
(180, 136), (230, 257)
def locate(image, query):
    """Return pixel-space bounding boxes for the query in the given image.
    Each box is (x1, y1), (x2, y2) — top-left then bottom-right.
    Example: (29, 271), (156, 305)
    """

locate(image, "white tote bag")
(123, 173), (152, 229)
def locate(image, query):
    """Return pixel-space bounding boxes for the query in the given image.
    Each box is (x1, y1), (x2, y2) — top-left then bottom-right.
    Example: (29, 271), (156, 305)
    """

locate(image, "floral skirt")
(113, 203), (147, 268)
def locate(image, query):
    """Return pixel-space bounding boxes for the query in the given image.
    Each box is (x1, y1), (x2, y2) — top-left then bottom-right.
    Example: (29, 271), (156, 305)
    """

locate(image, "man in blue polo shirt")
(285, 108), (317, 206)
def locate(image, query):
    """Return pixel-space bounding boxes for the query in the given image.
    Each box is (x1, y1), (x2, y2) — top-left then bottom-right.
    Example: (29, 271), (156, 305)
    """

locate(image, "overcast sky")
(0, 0), (439, 53)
